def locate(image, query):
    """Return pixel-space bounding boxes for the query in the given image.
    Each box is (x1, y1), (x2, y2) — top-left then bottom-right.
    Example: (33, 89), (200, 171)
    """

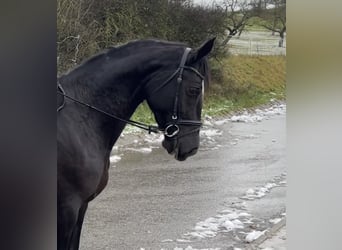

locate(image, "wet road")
(80, 108), (286, 250)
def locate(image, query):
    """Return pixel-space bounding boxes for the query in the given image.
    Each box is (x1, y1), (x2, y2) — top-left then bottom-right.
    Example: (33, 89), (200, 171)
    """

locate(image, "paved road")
(80, 110), (286, 250)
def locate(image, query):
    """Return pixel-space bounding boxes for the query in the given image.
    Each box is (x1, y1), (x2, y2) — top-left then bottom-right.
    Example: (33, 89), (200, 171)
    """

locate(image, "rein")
(57, 83), (159, 134)
(57, 47), (204, 137)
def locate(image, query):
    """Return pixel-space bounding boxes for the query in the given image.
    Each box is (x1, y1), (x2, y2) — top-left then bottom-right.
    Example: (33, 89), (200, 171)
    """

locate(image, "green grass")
(130, 101), (155, 125)
(132, 55), (286, 123)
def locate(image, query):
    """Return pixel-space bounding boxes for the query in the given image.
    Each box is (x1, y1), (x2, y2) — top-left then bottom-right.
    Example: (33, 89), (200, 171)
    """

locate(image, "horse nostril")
(189, 147), (198, 155)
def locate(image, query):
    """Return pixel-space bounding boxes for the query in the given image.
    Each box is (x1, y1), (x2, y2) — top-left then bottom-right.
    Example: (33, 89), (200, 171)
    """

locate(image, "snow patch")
(161, 239), (173, 243)
(173, 246), (220, 250)
(126, 147), (153, 153)
(214, 119), (229, 126)
(269, 218), (282, 224)
(176, 239), (192, 243)
(245, 230), (265, 242)
(180, 210), (253, 242)
(231, 113), (263, 123)
(200, 128), (222, 137)
(240, 173), (286, 200)
(109, 155), (121, 164)
(230, 103), (286, 123)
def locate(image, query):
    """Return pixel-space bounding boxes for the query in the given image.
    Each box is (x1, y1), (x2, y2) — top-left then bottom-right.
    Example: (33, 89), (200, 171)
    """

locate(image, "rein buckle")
(164, 124), (180, 138)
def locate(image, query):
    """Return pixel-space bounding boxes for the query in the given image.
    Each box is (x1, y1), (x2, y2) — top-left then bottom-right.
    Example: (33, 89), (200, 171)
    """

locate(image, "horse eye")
(187, 87), (201, 96)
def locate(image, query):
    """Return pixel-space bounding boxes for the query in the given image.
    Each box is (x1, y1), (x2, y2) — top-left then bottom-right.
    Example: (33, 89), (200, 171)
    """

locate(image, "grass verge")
(204, 55), (286, 117)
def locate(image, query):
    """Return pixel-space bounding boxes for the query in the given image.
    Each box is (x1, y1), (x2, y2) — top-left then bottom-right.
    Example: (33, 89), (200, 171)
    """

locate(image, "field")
(228, 31), (286, 55)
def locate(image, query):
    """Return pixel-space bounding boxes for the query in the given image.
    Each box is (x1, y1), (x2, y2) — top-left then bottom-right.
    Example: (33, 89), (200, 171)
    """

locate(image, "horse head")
(145, 38), (215, 161)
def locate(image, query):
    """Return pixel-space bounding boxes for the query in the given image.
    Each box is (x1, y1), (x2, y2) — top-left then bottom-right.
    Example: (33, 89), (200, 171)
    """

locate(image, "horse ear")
(188, 37), (216, 64)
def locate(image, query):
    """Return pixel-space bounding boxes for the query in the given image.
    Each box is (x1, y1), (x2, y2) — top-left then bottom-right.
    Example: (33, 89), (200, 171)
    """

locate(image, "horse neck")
(62, 64), (147, 153)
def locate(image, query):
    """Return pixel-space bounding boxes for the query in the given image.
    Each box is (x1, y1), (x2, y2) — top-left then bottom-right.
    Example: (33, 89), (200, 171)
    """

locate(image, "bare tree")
(219, 0), (255, 46)
(260, 0), (286, 47)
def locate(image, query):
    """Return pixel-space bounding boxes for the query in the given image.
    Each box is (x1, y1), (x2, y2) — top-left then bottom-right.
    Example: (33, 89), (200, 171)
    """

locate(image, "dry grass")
(204, 55), (286, 116)
(213, 55), (285, 93)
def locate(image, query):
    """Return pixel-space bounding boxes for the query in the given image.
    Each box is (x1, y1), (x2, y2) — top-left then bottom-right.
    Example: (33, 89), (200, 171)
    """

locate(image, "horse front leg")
(69, 203), (88, 250)
(57, 198), (81, 250)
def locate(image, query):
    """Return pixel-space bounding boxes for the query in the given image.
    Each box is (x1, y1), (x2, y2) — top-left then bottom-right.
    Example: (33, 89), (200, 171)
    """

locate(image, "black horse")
(57, 38), (215, 250)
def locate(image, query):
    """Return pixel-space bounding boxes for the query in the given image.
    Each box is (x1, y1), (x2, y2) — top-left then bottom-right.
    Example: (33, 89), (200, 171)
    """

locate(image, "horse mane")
(82, 40), (186, 67)
(59, 39), (210, 89)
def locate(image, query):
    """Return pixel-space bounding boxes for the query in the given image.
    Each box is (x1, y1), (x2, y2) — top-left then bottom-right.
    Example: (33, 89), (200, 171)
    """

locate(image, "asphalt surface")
(80, 111), (286, 250)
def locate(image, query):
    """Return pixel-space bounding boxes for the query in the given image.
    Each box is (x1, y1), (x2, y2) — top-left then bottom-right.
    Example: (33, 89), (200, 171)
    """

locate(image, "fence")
(227, 31), (286, 55)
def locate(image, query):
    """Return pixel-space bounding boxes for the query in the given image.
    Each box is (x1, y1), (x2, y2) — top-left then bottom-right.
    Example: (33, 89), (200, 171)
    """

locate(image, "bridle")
(57, 47), (205, 138)
(150, 47), (204, 138)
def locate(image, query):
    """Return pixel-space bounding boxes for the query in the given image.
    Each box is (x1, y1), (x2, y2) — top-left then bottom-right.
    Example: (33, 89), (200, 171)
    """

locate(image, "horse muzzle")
(162, 127), (200, 161)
